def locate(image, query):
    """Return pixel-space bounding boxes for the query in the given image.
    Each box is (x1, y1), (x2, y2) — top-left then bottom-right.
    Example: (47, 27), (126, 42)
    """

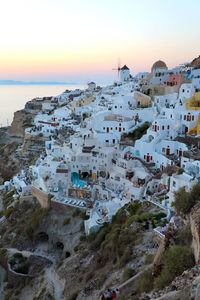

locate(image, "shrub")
(0, 248), (7, 256)
(90, 227), (107, 250)
(80, 221), (85, 232)
(97, 272), (106, 288)
(72, 208), (81, 217)
(25, 206), (50, 240)
(62, 217), (71, 226)
(4, 206), (14, 218)
(122, 267), (134, 282)
(144, 254), (154, 265)
(127, 202), (141, 216)
(66, 290), (79, 300)
(79, 234), (86, 242)
(177, 168), (184, 175)
(155, 245), (194, 288)
(177, 224), (192, 246)
(173, 183), (200, 215)
(135, 269), (154, 293)
(56, 259), (63, 270)
(117, 248), (131, 268)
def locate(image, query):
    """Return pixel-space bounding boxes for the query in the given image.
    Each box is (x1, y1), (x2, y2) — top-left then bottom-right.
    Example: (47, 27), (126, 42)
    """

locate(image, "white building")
(120, 65), (130, 82)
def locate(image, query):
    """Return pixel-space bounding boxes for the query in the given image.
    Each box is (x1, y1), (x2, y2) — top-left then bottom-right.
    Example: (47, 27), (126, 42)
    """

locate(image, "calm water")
(0, 84), (86, 127)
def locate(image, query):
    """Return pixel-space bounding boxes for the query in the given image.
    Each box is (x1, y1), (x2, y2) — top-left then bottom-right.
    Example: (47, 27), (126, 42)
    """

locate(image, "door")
(166, 147), (170, 156)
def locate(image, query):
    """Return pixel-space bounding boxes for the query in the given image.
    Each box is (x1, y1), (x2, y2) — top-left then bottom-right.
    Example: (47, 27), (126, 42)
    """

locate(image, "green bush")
(72, 208), (81, 217)
(80, 221), (85, 232)
(135, 269), (154, 293)
(66, 290), (79, 300)
(62, 217), (71, 226)
(117, 248), (131, 268)
(127, 201), (141, 216)
(144, 254), (154, 265)
(97, 272), (106, 288)
(155, 245), (194, 288)
(173, 183), (200, 215)
(25, 206), (50, 240)
(56, 259), (63, 270)
(0, 248), (7, 256)
(122, 267), (134, 282)
(178, 224), (192, 246)
(177, 168), (184, 175)
(124, 122), (151, 142)
(4, 206), (14, 218)
(79, 234), (86, 242)
(90, 227), (107, 250)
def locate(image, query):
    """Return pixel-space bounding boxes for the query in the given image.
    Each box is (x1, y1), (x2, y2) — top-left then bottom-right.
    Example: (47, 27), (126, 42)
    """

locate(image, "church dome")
(151, 60), (168, 73)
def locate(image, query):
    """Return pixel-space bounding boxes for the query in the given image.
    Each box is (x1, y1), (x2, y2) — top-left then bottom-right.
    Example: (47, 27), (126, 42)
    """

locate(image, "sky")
(0, 0), (200, 84)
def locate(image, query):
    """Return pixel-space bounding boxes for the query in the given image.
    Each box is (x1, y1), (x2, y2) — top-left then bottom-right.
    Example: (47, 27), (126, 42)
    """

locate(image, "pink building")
(165, 73), (185, 86)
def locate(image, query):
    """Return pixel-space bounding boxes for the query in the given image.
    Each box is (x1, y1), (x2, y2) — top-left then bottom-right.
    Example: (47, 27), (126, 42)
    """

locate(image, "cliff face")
(8, 109), (35, 137)
(190, 202), (200, 264)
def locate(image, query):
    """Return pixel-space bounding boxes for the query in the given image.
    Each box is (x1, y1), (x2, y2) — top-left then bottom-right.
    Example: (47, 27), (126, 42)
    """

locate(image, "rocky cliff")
(8, 109), (36, 137)
(190, 202), (200, 264)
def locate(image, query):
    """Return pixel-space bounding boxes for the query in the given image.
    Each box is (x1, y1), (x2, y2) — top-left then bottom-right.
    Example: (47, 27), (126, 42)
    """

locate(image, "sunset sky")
(1, 0), (200, 83)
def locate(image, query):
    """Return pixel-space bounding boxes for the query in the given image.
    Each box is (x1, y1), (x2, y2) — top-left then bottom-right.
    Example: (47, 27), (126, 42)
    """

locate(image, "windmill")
(112, 59), (121, 78)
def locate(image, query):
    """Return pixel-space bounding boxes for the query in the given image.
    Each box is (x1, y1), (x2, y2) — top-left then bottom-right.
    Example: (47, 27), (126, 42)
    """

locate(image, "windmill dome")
(151, 60), (168, 73)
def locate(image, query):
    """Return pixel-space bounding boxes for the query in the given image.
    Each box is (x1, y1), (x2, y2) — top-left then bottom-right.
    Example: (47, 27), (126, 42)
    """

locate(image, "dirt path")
(45, 266), (65, 300)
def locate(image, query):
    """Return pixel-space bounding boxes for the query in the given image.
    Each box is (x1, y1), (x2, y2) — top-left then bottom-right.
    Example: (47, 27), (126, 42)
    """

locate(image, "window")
(192, 116), (194, 121)
(123, 128), (125, 131)
(115, 106), (117, 108)
(162, 125), (164, 130)
(182, 89), (185, 93)
(103, 127), (105, 130)
(115, 127), (117, 130)
(113, 139), (115, 144)
(106, 140), (109, 143)
(111, 127), (113, 130)
(167, 125), (170, 130)
(173, 181), (176, 187)
(184, 115), (186, 120)
(162, 148), (165, 153)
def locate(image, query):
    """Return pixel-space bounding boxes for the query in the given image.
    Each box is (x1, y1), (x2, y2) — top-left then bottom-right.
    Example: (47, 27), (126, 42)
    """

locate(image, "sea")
(0, 84), (86, 127)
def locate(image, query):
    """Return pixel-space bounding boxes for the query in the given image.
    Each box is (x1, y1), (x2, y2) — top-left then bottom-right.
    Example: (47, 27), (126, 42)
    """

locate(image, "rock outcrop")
(8, 109), (36, 137)
(190, 202), (200, 264)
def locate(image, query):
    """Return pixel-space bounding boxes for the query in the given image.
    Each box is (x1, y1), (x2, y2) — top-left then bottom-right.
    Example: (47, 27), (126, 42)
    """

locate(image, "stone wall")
(50, 200), (74, 213)
(32, 186), (51, 208)
(0, 253), (33, 288)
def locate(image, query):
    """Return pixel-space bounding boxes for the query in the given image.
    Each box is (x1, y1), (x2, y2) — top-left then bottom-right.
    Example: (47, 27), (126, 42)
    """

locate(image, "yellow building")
(70, 94), (95, 112)
(186, 92), (200, 110)
(134, 91), (152, 107)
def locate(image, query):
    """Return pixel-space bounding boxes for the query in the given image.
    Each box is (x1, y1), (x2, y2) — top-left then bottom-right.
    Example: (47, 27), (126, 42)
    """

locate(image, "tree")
(173, 187), (193, 215)
(173, 182), (200, 215)
(155, 245), (193, 288)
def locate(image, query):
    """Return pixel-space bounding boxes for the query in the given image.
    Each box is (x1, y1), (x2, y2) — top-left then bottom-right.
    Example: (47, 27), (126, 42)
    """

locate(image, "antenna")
(112, 58), (121, 78)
